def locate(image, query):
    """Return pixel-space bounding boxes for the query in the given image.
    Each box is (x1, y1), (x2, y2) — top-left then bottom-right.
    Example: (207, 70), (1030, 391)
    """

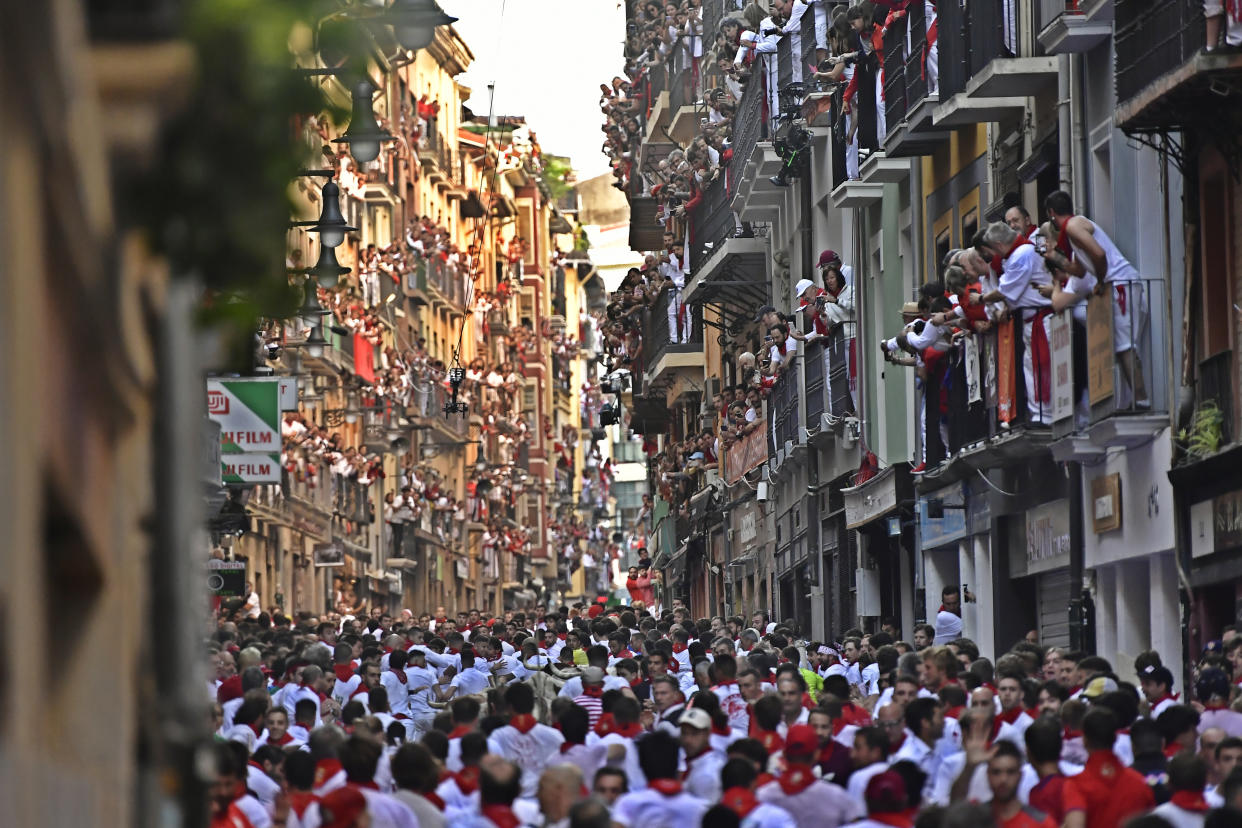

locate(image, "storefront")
(843, 464), (915, 635)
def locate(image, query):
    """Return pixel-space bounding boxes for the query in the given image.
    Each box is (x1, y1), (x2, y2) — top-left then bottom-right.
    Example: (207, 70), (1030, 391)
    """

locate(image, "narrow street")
(4, 2), (1242, 827)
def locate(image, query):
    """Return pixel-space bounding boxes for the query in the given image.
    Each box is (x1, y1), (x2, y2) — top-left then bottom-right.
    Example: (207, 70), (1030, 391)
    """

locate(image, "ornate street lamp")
(381, 0), (458, 52)
(294, 180), (355, 248)
(333, 81), (394, 163)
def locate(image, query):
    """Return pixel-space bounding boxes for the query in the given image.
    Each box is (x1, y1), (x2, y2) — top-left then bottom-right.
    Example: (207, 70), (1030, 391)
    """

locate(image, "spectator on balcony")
(1042, 190), (1149, 409)
(1206, 1), (1242, 51)
(764, 322), (798, 374)
(843, 3), (886, 162)
(657, 242), (693, 343)
(978, 221), (1055, 426)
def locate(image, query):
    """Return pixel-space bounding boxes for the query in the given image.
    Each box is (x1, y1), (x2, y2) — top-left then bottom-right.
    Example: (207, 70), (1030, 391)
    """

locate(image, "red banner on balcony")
(724, 420), (769, 485)
(354, 333), (375, 382)
(997, 319), (1016, 424)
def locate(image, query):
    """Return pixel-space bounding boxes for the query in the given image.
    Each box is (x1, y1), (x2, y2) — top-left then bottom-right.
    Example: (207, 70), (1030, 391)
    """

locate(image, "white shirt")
(756, 778), (862, 828)
(1148, 802), (1207, 828)
(739, 802), (798, 828)
(612, 787), (708, 828)
(448, 666), (491, 698)
(998, 243), (1053, 313)
(681, 749), (726, 803)
(713, 683), (751, 732)
(776, 709), (809, 738)
(404, 664), (438, 720)
(486, 721), (565, 797)
(557, 673), (629, 698)
(847, 761), (889, 803)
(1066, 217), (1141, 284)
(247, 763), (282, 810)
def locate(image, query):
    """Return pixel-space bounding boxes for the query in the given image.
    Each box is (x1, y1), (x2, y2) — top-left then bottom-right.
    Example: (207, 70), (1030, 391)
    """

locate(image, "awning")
(684, 238), (770, 328)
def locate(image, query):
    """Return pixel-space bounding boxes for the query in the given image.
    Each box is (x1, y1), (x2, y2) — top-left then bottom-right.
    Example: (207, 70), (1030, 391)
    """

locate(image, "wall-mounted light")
(334, 81), (394, 163)
(382, 0), (458, 52)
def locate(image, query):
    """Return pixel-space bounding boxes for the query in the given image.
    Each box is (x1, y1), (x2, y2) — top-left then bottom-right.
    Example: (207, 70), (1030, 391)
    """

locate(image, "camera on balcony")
(600, 402), (621, 426)
(600, 373), (629, 395)
(770, 121), (811, 188)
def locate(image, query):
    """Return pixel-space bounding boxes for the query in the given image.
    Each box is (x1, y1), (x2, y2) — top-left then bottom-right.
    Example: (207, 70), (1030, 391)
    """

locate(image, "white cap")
(679, 708), (712, 730)
(933, 610), (963, 644)
(795, 278), (816, 297)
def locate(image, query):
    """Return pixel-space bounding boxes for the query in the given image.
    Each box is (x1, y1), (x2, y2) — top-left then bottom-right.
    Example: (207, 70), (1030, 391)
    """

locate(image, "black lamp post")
(333, 81), (394, 163)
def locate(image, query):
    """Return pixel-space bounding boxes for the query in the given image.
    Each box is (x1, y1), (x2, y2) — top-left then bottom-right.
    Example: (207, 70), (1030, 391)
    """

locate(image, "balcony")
(917, 321), (1054, 488)
(1036, 0), (1112, 54)
(641, 285), (703, 391)
(1046, 279), (1172, 461)
(667, 60), (699, 145)
(934, 1), (1057, 127)
(1114, 0), (1242, 133)
(769, 365), (801, 470)
(804, 328), (856, 442)
(425, 254), (468, 314)
(683, 177), (769, 318)
(727, 62), (779, 222)
(883, 2), (951, 157)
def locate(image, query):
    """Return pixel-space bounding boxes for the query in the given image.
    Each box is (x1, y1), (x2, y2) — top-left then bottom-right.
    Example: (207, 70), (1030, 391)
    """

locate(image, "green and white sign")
(207, 378), (282, 483)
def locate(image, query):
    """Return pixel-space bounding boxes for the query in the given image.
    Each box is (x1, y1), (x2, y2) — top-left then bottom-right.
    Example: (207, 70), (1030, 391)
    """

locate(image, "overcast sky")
(440, 0), (626, 179)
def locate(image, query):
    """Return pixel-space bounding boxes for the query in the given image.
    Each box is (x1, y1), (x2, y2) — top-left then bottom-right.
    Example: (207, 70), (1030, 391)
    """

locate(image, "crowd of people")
(879, 191), (1150, 472)
(209, 588), (1242, 828)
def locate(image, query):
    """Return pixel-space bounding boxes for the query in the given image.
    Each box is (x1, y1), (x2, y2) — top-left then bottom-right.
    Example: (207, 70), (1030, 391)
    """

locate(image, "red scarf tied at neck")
(1169, 790), (1210, 812)
(480, 803), (522, 828)
(721, 786), (759, 817)
(508, 714), (537, 734)
(581, 685), (603, 698)
(648, 779), (683, 796)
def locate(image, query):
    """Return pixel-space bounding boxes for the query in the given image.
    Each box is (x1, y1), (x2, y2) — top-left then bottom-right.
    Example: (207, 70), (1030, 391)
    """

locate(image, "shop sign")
(725, 420), (768, 484)
(918, 481), (967, 548)
(313, 540), (345, 567)
(1214, 490), (1242, 552)
(1191, 499), (1215, 558)
(207, 560), (246, 596)
(1049, 310), (1074, 422)
(222, 454), (282, 485)
(207, 377), (281, 483)
(1026, 499), (1071, 574)
(1087, 293), (1115, 406)
(1091, 473), (1122, 534)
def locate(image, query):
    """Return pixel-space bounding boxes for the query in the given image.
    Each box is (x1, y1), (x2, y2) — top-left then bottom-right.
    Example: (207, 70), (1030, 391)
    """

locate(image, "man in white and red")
(712, 652), (752, 732)
(344, 661), (383, 713)
(331, 643), (362, 705)
(281, 663), (326, 723)
(485, 682), (564, 798)
(1141, 664), (1182, 719)
(612, 730), (709, 827)
(336, 736), (420, 828)
(381, 649), (411, 718)
(987, 671), (1034, 749)
(572, 666), (607, 729)
(680, 708), (726, 803)
(597, 695), (648, 791)
(719, 756), (797, 828)
(670, 628), (693, 676)
(757, 724), (863, 827)
(850, 770), (917, 828)
(979, 220), (1054, 426)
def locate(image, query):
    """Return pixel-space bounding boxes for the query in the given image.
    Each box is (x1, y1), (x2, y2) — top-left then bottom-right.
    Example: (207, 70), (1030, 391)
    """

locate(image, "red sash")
(508, 714), (537, 734)
(778, 763), (817, 796)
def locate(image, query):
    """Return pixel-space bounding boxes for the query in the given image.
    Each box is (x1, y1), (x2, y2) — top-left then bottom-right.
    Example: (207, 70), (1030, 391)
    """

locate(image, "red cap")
(587, 604), (604, 619)
(865, 771), (908, 813)
(784, 723), (818, 757)
(319, 786), (367, 828)
(817, 249), (841, 268)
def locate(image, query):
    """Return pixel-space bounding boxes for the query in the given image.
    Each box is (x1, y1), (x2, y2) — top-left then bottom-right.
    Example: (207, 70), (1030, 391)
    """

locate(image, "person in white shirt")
(890, 697), (946, 801)
(613, 730), (708, 828)
(390, 742), (448, 828)
(979, 220), (1055, 425)
(756, 724), (862, 827)
(485, 682), (565, 798)
(847, 726), (892, 802)
(595, 695), (647, 791)
(680, 708), (726, 803)
(402, 648), (438, 736)
(776, 676), (810, 737)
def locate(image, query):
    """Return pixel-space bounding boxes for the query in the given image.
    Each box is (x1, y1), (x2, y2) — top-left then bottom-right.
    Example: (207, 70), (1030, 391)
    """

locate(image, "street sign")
(221, 453), (282, 484)
(207, 378), (282, 452)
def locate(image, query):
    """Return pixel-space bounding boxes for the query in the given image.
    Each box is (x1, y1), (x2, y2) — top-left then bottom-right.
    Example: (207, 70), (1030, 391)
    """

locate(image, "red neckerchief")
(611, 721), (643, 739)
(1163, 742), (1185, 758)
(270, 732), (296, 746)
(557, 633), (567, 641)
(1152, 692), (1179, 707)
(390, 668), (407, 684)
(869, 812), (915, 828)
(350, 683), (371, 698)
(313, 759), (342, 789)
(628, 676), (644, 690)
(756, 729), (784, 755)
(721, 786), (759, 817)
(508, 714), (537, 734)
(560, 741), (582, 754)
(581, 685), (603, 698)
(287, 790), (318, 818)
(817, 740), (838, 765)
(890, 732), (907, 751)
(1054, 217), (1074, 258)
(648, 779), (683, 796)
(332, 664), (355, 683)
(992, 706), (1024, 740)
(424, 791), (446, 811)
(351, 781), (379, 791)
(594, 713), (616, 736)
(455, 766), (480, 795)
(1170, 790), (1210, 812)
(778, 762), (817, 796)
(448, 724), (473, 739)
(480, 803), (521, 828)
(672, 642), (687, 654)
(712, 722), (732, 737)
(945, 705), (965, 720)
(448, 647), (461, 655)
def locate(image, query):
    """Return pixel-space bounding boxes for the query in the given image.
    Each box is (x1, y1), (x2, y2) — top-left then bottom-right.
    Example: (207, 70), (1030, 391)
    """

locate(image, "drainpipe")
(1064, 52), (1090, 652)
